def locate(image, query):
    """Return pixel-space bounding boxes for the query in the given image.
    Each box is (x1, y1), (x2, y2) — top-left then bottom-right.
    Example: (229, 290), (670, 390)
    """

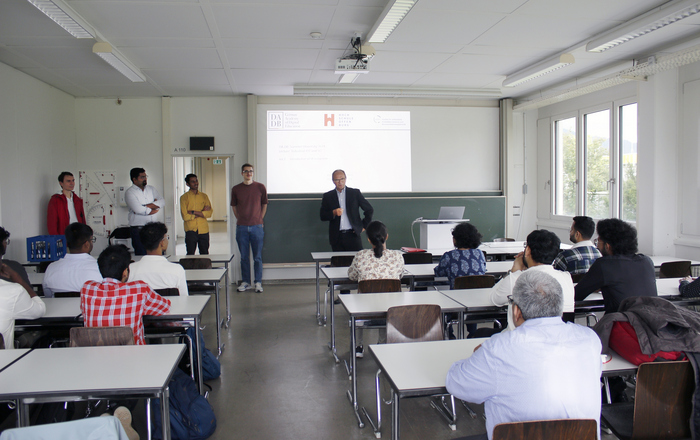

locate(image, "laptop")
(437, 206), (465, 220)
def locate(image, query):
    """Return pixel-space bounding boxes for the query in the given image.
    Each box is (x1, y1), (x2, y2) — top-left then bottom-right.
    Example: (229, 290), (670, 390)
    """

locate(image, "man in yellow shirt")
(180, 174), (213, 255)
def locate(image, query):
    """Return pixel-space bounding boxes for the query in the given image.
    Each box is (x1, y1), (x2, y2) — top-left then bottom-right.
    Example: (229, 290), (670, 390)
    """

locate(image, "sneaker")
(113, 406), (140, 440)
(237, 282), (251, 292)
(254, 282), (263, 293)
(355, 345), (364, 358)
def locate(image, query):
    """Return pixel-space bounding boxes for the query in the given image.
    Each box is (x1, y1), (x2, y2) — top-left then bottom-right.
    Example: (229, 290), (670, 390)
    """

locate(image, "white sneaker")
(237, 282), (251, 292)
(254, 282), (263, 293)
(113, 406), (139, 440)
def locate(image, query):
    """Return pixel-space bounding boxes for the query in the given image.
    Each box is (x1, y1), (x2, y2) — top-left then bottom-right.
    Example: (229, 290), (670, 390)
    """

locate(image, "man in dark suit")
(320, 170), (374, 251)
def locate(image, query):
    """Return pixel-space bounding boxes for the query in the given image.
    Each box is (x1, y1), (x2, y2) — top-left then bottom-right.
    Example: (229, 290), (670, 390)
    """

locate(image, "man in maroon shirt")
(230, 163), (268, 293)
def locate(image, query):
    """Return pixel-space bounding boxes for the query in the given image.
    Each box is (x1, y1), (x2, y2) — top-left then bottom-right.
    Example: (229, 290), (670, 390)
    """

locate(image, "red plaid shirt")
(80, 278), (171, 345)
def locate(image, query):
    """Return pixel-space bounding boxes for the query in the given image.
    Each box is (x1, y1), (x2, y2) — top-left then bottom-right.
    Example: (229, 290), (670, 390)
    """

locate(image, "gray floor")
(204, 281), (489, 440)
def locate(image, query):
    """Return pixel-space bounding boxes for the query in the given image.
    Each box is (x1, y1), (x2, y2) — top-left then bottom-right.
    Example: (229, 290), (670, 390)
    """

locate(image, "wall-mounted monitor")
(190, 136), (214, 151)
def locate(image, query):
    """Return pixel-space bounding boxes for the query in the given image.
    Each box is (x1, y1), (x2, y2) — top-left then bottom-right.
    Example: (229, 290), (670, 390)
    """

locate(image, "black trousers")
(331, 230), (362, 251)
(185, 231), (210, 255)
(130, 226), (146, 256)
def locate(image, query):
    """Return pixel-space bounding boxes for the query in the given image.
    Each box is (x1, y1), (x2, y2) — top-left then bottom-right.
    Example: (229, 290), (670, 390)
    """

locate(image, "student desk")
(168, 253), (235, 328)
(369, 338), (635, 440)
(0, 349), (30, 370)
(338, 291), (465, 429)
(15, 296), (210, 395)
(0, 344), (184, 440)
(404, 261), (513, 290)
(310, 251), (358, 326)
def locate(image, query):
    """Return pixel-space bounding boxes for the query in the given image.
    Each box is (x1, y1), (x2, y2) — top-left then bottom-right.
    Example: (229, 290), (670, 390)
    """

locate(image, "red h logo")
(324, 114), (335, 126)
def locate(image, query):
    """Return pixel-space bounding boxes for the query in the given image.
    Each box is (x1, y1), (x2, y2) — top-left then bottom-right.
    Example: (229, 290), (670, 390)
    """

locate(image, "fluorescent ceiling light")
(502, 53), (575, 88)
(26, 0), (95, 38)
(338, 73), (360, 84)
(586, 0), (700, 53)
(367, 0), (418, 43)
(93, 42), (146, 82)
(294, 85), (501, 99)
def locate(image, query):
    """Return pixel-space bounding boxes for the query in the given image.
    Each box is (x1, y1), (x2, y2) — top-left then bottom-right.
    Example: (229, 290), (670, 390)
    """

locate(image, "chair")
(493, 238), (515, 242)
(402, 252), (433, 265)
(37, 261), (52, 274)
(179, 258), (215, 294)
(154, 287), (180, 297)
(492, 419), (598, 440)
(571, 273), (587, 283)
(659, 261), (692, 278)
(0, 334), (4, 349)
(358, 279), (402, 293)
(69, 326), (134, 347)
(454, 275), (495, 289)
(108, 227), (131, 246)
(601, 360), (693, 440)
(54, 291), (80, 298)
(363, 304), (455, 437)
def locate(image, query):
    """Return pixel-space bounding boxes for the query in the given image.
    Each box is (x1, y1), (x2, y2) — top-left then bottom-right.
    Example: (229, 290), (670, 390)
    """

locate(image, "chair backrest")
(108, 227), (131, 245)
(0, 334), (4, 350)
(402, 252), (433, 265)
(155, 287), (180, 297)
(357, 279), (402, 293)
(69, 326), (135, 347)
(330, 255), (355, 267)
(454, 275), (495, 289)
(54, 291), (80, 298)
(386, 304), (443, 344)
(493, 238), (515, 242)
(632, 360), (693, 439)
(179, 257), (212, 270)
(37, 261), (52, 274)
(492, 419), (597, 440)
(570, 273), (586, 284)
(659, 261), (691, 278)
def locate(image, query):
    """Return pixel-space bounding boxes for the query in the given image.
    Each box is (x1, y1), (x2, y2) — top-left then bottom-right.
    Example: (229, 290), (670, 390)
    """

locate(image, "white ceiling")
(1, 0), (700, 99)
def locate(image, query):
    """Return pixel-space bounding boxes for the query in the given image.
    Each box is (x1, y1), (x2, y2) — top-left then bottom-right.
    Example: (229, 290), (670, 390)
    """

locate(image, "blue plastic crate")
(26, 235), (66, 262)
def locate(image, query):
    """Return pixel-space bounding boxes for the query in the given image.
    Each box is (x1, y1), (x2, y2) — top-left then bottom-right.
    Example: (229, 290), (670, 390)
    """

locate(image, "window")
(551, 101), (637, 221)
(554, 117), (577, 217)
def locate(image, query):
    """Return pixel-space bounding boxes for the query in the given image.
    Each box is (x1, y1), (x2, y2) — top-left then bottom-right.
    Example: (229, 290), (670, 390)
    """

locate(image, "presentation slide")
(266, 110), (411, 194)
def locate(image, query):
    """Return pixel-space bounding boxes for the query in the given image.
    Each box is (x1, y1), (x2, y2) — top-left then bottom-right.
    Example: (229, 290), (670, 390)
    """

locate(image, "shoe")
(355, 345), (364, 358)
(237, 282), (251, 292)
(333, 298), (341, 305)
(113, 406), (140, 440)
(254, 282), (263, 293)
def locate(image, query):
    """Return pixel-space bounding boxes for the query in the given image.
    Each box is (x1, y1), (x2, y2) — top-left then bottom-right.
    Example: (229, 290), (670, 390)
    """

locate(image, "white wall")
(0, 63), (77, 262)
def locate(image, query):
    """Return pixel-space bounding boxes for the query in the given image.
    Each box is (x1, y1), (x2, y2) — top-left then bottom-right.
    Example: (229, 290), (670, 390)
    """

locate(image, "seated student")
(0, 262), (46, 348)
(128, 222), (188, 296)
(575, 218), (657, 314)
(42, 223), (102, 297)
(348, 221), (404, 358)
(679, 275), (700, 297)
(81, 245), (171, 345)
(433, 222), (486, 289)
(0, 227), (30, 285)
(490, 229), (575, 329)
(552, 216), (601, 275)
(446, 270), (602, 440)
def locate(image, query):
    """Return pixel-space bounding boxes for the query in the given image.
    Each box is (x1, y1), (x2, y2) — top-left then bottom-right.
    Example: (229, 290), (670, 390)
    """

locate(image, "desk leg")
(18, 400), (28, 427)
(215, 283), (224, 356)
(391, 390), (400, 440)
(328, 281), (339, 363)
(146, 398), (152, 440)
(195, 317), (204, 395)
(161, 387), (171, 440)
(224, 264), (231, 328)
(458, 312), (465, 339)
(316, 262), (322, 325)
(345, 316), (364, 428)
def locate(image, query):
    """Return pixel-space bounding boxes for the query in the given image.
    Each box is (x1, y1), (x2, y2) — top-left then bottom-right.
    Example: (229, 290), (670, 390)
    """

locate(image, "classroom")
(1, 0), (700, 439)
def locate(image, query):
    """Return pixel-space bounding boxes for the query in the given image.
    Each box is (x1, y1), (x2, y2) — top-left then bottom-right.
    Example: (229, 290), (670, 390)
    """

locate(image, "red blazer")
(47, 193), (86, 235)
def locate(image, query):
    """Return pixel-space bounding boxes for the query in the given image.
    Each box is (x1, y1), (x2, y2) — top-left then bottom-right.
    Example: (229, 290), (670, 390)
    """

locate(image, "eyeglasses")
(523, 242), (528, 249)
(90, 236), (96, 243)
(333, 178), (346, 182)
(162, 235), (170, 241)
(3, 239), (9, 246)
(594, 238), (599, 246)
(242, 170), (254, 174)
(507, 295), (516, 306)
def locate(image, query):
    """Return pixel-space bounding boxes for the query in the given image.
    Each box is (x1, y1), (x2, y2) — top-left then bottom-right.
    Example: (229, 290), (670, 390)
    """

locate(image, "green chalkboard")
(262, 193), (505, 264)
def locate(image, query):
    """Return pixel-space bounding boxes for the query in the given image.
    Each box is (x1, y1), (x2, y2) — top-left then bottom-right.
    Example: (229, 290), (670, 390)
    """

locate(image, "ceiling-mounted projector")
(335, 57), (370, 74)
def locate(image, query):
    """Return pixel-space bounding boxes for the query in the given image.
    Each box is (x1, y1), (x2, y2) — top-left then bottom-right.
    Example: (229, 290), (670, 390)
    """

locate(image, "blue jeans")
(236, 224), (264, 284)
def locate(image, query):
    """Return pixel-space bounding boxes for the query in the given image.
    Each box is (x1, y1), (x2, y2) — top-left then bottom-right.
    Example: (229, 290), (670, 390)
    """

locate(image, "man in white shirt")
(490, 229), (575, 330)
(42, 223), (102, 297)
(125, 167), (164, 255)
(447, 270), (601, 440)
(0, 262), (46, 348)
(128, 222), (188, 296)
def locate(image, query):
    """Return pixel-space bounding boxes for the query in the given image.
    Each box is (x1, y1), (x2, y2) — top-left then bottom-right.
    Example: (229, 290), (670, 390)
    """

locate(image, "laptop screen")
(437, 206), (465, 220)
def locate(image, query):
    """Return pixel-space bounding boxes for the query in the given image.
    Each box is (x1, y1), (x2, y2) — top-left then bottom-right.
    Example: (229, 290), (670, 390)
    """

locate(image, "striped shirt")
(80, 278), (171, 345)
(552, 241), (601, 275)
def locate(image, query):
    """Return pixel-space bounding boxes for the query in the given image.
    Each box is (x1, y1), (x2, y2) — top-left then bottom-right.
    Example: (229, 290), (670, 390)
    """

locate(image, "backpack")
(609, 321), (686, 365)
(186, 327), (221, 381)
(151, 369), (217, 440)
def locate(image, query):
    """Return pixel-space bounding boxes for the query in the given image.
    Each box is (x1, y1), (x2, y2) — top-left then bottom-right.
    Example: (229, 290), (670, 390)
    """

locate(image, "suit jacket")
(320, 187), (373, 245)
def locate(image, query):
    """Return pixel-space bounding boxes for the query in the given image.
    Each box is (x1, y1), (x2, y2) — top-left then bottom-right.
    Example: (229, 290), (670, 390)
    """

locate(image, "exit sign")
(213, 159), (223, 165)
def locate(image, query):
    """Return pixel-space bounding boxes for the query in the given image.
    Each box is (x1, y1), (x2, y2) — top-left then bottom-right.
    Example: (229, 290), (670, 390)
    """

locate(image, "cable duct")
(513, 43), (700, 111)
